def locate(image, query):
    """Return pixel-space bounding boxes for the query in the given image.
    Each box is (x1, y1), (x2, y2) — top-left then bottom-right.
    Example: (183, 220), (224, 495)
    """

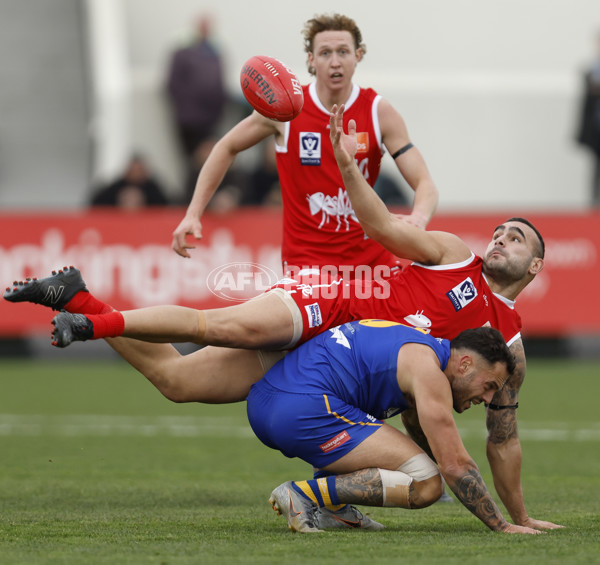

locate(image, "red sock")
(64, 291), (114, 314)
(86, 311), (125, 339)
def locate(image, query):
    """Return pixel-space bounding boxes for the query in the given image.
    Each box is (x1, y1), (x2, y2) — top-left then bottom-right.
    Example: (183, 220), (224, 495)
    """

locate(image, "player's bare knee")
(409, 475), (443, 509)
(150, 373), (190, 403)
(143, 361), (194, 403)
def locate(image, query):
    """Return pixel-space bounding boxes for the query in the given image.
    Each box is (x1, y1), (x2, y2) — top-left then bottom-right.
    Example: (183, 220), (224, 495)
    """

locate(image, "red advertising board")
(1, 208), (598, 338)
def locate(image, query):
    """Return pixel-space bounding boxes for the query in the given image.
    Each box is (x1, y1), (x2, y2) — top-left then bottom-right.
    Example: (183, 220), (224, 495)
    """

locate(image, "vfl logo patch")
(305, 303), (323, 328)
(446, 277), (478, 311)
(356, 132), (369, 154)
(320, 430), (350, 453)
(299, 132), (321, 165)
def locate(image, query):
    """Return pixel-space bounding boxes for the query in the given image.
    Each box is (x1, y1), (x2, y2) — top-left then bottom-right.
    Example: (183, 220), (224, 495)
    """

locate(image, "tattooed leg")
(333, 467), (442, 509)
(334, 468), (386, 506)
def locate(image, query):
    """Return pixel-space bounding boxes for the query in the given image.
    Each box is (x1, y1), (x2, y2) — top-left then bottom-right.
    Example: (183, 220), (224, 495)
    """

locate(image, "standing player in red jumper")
(171, 13), (438, 277)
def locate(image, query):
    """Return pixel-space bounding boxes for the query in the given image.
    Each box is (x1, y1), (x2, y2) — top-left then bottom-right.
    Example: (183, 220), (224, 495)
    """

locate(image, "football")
(240, 55), (304, 121)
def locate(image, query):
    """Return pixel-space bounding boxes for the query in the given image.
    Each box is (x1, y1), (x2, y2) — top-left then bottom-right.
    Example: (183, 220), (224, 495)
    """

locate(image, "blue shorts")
(246, 382), (383, 469)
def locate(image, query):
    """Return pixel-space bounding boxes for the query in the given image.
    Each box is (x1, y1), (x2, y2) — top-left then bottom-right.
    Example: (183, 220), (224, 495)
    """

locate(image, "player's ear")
(459, 354), (473, 375)
(355, 48), (363, 63)
(307, 52), (315, 73)
(529, 257), (544, 276)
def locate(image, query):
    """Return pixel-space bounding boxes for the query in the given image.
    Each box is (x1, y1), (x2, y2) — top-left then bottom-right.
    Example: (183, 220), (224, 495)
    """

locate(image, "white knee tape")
(379, 468), (413, 489)
(379, 468), (412, 507)
(397, 453), (440, 481)
(266, 288), (303, 349)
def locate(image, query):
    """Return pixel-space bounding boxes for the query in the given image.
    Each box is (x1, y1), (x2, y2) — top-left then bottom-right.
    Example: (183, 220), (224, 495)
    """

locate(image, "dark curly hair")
(450, 327), (516, 376)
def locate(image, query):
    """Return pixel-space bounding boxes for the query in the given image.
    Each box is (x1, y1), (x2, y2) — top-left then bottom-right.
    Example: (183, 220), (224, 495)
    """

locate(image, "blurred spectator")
(373, 171), (410, 207)
(166, 14), (227, 161)
(90, 154), (170, 210)
(576, 30), (600, 207)
(243, 141), (282, 207)
(182, 138), (245, 214)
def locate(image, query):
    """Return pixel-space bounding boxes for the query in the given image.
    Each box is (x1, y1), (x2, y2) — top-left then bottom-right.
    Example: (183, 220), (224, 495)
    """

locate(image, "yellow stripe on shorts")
(323, 395), (382, 427)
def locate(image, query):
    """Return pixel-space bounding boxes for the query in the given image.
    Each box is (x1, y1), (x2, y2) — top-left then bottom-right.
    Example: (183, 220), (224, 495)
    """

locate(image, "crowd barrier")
(1, 208), (598, 338)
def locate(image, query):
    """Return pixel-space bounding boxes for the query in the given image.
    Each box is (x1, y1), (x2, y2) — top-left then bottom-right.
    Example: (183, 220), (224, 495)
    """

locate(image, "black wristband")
(391, 143), (414, 160)
(485, 402), (519, 410)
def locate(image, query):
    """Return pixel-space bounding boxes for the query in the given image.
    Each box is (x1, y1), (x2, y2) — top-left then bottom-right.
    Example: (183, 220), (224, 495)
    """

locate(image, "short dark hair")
(505, 217), (545, 259)
(450, 327), (516, 376)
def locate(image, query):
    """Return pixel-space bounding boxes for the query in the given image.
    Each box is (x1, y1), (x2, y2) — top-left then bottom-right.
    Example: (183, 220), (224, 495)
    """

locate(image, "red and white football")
(240, 55), (304, 122)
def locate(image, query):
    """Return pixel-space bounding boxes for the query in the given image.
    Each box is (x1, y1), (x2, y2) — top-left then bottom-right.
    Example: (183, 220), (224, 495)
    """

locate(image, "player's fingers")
(338, 104), (345, 129)
(330, 104), (342, 133)
(348, 118), (357, 136)
(173, 246), (190, 259)
(171, 232), (190, 258)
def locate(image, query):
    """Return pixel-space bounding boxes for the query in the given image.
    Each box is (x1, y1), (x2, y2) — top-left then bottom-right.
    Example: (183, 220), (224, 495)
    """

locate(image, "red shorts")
(268, 270), (394, 346)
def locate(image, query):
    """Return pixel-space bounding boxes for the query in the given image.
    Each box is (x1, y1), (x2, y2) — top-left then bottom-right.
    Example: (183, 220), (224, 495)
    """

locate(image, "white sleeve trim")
(274, 121), (290, 153)
(372, 95), (383, 151)
(412, 252), (476, 271)
(506, 332), (521, 347)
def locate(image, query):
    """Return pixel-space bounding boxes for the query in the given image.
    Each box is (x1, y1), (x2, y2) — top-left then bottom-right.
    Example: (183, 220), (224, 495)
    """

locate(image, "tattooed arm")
(399, 346), (540, 533)
(486, 339), (563, 530)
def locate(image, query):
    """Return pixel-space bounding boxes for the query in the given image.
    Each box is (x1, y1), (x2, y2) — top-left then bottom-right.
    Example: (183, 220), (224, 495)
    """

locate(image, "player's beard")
(482, 253), (531, 286)
(451, 377), (473, 413)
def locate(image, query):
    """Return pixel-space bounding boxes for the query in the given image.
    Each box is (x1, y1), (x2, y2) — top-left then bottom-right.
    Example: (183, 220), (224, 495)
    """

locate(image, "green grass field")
(1, 356), (599, 564)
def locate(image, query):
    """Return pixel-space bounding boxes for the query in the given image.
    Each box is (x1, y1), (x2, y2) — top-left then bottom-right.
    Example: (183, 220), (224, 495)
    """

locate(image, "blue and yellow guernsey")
(261, 319), (451, 420)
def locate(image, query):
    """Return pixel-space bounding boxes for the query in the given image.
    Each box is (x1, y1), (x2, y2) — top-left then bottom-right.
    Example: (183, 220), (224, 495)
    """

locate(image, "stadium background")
(0, 0), (599, 356)
(1, 3), (599, 562)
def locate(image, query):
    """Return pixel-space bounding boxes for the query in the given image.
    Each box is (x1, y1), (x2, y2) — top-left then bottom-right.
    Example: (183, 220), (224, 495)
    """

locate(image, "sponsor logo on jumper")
(446, 277), (478, 311)
(207, 262), (279, 302)
(305, 303), (322, 328)
(299, 132), (321, 165)
(356, 132), (369, 154)
(320, 430), (350, 453)
(307, 188), (359, 231)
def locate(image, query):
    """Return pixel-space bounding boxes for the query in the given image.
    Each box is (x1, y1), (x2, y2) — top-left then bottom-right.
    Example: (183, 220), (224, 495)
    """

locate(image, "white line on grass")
(0, 414), (255, 438)
(0, 414), (598, 441)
